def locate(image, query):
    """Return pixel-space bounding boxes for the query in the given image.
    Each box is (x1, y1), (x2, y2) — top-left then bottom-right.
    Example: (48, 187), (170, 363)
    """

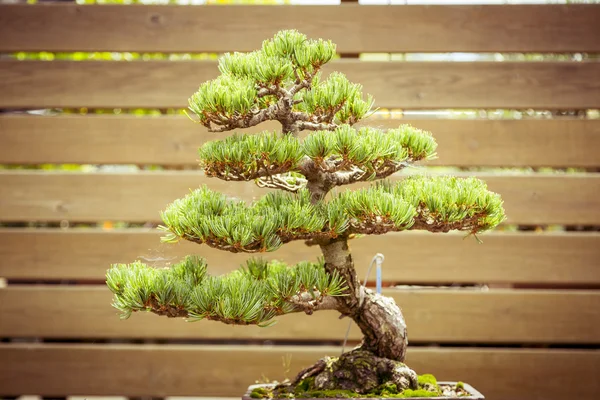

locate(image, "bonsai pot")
(243, 382), (484, 400)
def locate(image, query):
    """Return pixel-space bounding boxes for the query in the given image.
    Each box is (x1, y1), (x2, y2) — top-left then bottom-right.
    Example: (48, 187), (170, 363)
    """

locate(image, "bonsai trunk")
(304, 176), (409, 361)
(300, 173), (410, 362)
(274, 137), (414, 394)
(320, 238), (408, 362)
(303, 173), (408, 362)
(283, 239), (415, 393)
(281, 237), (415, 394)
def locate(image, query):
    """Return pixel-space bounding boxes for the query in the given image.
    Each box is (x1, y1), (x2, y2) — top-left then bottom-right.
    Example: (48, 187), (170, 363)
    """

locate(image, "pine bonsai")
(106, 30), (505, 398)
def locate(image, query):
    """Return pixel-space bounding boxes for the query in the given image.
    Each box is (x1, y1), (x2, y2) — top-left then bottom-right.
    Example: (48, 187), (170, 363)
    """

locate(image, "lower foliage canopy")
(160, 176), (505, 253)
(107, 256), (347, 325)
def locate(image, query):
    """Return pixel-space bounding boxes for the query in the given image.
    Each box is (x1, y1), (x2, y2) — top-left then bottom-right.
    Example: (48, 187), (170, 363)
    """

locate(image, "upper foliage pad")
(199, 130), (304, 180)
(198, 124), (437, 184)
(293, 72), (374, 126)
(187, 30), (373, 132)
(106, 256), (346, 325)
(302, 124), (437, 174)
(160, 176), (504, 253)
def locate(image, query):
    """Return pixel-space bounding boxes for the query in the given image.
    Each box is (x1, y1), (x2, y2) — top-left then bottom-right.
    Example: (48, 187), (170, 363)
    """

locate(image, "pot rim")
(242, 381), (485, 400)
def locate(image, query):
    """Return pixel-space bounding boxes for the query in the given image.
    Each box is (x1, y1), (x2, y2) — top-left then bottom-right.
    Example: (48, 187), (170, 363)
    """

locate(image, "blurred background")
(0, 0), (599, 399)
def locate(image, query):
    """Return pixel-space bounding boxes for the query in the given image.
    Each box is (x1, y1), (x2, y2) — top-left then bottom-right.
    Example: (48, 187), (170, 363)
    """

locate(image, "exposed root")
(275, 349), (418, 396)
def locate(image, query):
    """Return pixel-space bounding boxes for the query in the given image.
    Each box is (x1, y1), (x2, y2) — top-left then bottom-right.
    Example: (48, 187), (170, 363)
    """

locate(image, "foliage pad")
(107, 256), (347, 326)
(187, 30), (373, 132)
(159, 176), (504, 253)
(198, 124), (437, 183)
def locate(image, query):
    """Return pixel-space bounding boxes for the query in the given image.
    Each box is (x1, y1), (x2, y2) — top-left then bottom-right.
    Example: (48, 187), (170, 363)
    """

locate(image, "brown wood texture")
(0, 343), (598, 399)
(1, 4), (599, 53)
(0, 171), (598, 225)
(2, 60), (599, 109)
(2, 115), (599, 167)
(1, 229), (598, 285)
(2, 286), (598, 344)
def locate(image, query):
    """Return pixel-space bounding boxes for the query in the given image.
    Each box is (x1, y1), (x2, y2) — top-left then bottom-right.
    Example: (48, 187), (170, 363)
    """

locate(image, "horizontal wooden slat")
(2, 286), (598, 344)
(372, 118), (600, 168)
(1, 4), (599, 53)
(1, 229), (598, 285)
(1, 344), (598, 399)
(2, 115), (599, 167)
(2, 60), (599, 109)
(0, 171), (598, 225)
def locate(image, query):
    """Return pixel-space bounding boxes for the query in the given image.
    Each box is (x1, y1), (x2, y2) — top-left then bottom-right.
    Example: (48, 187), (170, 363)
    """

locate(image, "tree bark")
(353, 290), (409, 362)
(320, 238), (409, 362)
(301, 160), (409, 363)
(280, 120), (300, 136)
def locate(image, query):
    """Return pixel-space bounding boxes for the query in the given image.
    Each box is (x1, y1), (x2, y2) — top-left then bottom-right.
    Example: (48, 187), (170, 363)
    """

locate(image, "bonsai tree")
(106, 30), (505, 398)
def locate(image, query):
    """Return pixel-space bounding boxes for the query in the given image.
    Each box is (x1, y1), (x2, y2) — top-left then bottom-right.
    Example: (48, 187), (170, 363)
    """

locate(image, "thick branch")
(297, 155), (412, 194)
(205, 157), (409, 188)
(297, 120), (338, 131)
(257, 85), (289, 99)
(287, 293), (339, 315)
(147, 293), (339, 322)
(186, 232), (332, 254)
(329, 161), (410, 187)
(206, 104), (278, 132)
(255, 174), (307, 192)
(204, 162), (297, 182)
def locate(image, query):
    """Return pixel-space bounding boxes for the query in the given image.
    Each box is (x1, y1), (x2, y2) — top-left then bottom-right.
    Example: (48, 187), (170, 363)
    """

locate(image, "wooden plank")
(1, 4), (599, 53)
(2, 286), (599, 344)
(371, 118), (600, 168)
(2, 60), (599, 109)
(0, 343), (598, 399)
(1, 229), (598, 285)
(0, 171), (598, 225)
(2, 115), (600, 167)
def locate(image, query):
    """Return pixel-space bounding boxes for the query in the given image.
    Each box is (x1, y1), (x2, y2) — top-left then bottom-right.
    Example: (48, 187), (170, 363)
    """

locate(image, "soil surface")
(438, 383), (472, 398)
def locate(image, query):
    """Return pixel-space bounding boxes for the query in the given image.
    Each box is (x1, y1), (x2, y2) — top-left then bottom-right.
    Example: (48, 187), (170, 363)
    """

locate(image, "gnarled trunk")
(320, 239), (408, 362)
(292, 171), (413, 394)
(353, 290), (409, 362)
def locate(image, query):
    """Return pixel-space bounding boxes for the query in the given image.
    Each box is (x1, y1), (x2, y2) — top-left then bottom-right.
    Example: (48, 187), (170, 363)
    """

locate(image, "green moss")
(455, 381), (465, 390)
(417, 374), (438, 387)
(305, 390), (360, 398)
(250, 387), (272, 399)
(269, 373), (443, 398)
(295, 377), (316, 393)
(372, 382), (399, 396)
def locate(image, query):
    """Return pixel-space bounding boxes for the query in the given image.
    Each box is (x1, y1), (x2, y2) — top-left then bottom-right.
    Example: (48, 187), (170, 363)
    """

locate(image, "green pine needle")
(197, 124), (437, 181)
(159, 186), (329, 252)
(159, 175), (505, 252)
(294, 72), (374, 124)
(187, 30), (371, 129)
(106, 256), (347, 325)
(199, 130), (304, 180)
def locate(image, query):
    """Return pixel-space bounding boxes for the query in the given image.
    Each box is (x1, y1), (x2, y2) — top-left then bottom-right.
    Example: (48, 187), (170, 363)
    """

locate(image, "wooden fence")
(1, 3), (599, 400)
